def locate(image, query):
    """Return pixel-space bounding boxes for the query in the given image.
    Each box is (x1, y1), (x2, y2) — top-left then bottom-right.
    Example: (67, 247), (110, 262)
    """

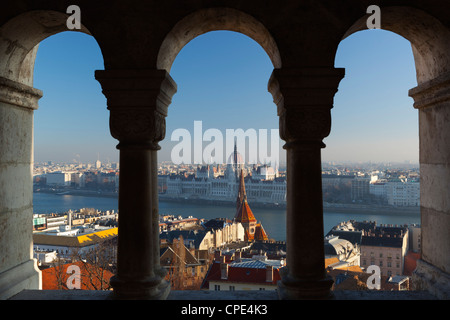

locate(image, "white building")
(251, 164), (277, 181)
(369, 179), (420, 206)
(203, 254), (285, 291)
(324, 235), (361, 269)
(164, 164), (286, 205)
(387, 179), (420, 206)
(45, 171), (73, 186)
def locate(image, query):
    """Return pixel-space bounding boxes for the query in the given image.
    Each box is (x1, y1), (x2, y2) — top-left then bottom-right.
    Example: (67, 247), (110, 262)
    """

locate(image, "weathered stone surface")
(0, 0), (449, 300)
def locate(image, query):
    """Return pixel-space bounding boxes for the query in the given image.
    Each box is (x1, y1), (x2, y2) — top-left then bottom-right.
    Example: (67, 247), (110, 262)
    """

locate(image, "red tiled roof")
(235, 200), (257, 223)
(202, 261), (282, 289)
(254, 224), (269, 241)
(41, 261), (114, 290)
(404, 251), (421, 276)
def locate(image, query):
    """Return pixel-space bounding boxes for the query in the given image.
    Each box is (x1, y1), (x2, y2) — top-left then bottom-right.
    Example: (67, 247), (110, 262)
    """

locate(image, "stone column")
(268, 67), (344, 299)
(95, 69), (177, 299)
(0, 77), (43, 299)
(408, 72), (450, 299)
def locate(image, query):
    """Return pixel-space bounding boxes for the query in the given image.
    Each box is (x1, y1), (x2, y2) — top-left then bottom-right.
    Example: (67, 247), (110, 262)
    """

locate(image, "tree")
(70, 238), (117, 290)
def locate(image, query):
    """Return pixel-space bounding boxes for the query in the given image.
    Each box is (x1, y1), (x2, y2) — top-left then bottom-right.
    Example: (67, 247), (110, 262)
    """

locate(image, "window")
(214, 285), (220, 291)
(229, 286), (235, 291)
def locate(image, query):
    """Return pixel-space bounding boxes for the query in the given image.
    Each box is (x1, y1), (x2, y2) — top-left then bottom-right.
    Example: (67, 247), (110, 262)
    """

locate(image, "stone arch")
(340, 6), (450, 84)
(0, 10), (98, 87)
(156, 7), (282, 73)
(0, 10), (105, 299)
(338, 6), (450, 297)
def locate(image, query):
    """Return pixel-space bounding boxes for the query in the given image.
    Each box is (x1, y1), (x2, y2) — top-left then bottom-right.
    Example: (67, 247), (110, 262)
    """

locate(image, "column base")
(0, 259), (41, 300)
(109, 275), (171, 300)
(277, 269), (334, 300)
(412, 259), (450, 300)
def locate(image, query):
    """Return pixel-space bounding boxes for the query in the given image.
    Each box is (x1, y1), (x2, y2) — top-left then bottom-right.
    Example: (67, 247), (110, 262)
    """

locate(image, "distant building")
(160, 238), (208, 290)
(160, 218), (245, 251)
(234, 169), (269, 242)
(162, 142), (286, 205)
(351, 177), (370, 201)
(33, 227), (118, 260)
(360, 225), (409, 277)
(327, 220), (410, 277)
(369, 178), (420, 206)
(408, 224), (421, 253)
(201, 252), (284, 291)
(45, 171), (73, 186)
(324, 235), (360, 269)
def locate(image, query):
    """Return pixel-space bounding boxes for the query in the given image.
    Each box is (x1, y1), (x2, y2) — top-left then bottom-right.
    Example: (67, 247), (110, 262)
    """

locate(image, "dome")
(227, 150), (244, 165)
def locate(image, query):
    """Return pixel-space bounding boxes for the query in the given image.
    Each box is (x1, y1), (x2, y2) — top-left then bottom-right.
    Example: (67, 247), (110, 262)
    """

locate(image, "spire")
(234, 138), (238, 179)
(234, 169), (256, 222)
(236, 169), (246, 210)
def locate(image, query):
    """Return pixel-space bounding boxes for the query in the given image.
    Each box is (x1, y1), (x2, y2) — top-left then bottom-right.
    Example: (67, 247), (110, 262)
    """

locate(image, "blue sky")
(33, 29), (418, 165)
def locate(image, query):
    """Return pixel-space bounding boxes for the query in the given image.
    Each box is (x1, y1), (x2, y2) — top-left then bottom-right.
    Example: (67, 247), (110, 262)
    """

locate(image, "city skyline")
(33, 29), (418, 164)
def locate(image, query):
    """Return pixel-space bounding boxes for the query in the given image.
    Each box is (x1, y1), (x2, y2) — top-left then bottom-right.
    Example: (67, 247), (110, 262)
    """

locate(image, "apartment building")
(202, 253), (284, 291)
(360, 225), (409, 277)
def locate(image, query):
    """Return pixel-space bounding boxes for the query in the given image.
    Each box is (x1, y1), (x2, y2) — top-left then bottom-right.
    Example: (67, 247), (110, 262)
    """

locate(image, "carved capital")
(95, 69), (177, 149)
(268, 68), (344, 147)
(0, 77), (43, 110)
(279, 107), (331, 147)
(409, 71), (450, 109)
(109, 108), (166, 150)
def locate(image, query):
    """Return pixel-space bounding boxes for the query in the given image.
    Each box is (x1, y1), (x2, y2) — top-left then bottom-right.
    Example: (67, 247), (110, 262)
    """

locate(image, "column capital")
(268, 67), (344, 147)
(409, 71), (450, 109)
(95, 69), (177, 150)
(0, 77), (43, 110)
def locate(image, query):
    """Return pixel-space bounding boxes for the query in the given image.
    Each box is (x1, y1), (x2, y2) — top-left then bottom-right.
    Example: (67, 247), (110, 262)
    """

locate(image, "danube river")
(33, 193), (420, 241)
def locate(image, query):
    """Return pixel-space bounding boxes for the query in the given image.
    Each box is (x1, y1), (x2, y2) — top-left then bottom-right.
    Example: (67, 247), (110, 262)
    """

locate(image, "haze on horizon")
(33, 29), (419, 165)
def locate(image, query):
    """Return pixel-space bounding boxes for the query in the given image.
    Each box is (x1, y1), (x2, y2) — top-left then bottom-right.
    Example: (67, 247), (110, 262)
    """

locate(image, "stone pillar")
(95, 69), (177, 299)
(268, 67), (344, 299)
(408, 72), (450, 300)
(0, 77), (42, 299)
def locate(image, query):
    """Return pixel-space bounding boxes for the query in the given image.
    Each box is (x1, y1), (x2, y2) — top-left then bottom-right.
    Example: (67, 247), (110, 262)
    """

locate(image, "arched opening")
(157, 7), (282, 73)
(157, 10), (285, 290)
(342, 6), (450, 84)
(330, 6), (450, 295)
(0, 10), (110, 297)
(0, 10), (93, 85)
(330, 28), (420, 288)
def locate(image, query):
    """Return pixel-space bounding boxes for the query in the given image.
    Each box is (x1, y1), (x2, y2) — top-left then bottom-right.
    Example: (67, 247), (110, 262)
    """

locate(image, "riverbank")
(158, 195), (419, 215)
(33, 189), (419, 216)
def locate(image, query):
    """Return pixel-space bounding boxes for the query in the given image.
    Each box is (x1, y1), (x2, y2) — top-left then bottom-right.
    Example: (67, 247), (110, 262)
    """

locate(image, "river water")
(33, 192), (420, 241)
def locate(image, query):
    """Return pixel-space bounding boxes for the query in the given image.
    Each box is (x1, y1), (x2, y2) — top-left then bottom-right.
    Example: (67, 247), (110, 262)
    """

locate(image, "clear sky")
(33, 28), (418, 165)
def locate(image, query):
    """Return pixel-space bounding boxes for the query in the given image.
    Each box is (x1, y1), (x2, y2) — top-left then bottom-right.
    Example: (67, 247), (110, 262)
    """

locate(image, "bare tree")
(70, 238), (116, 290)
(50, 255), (69, 290)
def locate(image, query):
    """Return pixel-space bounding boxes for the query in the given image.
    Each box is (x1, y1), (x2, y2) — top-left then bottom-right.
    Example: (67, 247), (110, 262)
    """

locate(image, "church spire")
(233, 138), (238, 179)
(236, 168), (247, 210)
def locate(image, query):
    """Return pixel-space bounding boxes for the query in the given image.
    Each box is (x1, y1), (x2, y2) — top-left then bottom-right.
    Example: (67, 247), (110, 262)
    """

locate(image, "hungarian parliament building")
(157, 148), (287, 206)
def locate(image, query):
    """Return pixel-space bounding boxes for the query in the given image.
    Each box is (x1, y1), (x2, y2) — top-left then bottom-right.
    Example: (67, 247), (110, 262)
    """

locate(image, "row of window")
(363, 252), (401, 259)
(214, 285), (266, 291)
(362, 260), (401, 268)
